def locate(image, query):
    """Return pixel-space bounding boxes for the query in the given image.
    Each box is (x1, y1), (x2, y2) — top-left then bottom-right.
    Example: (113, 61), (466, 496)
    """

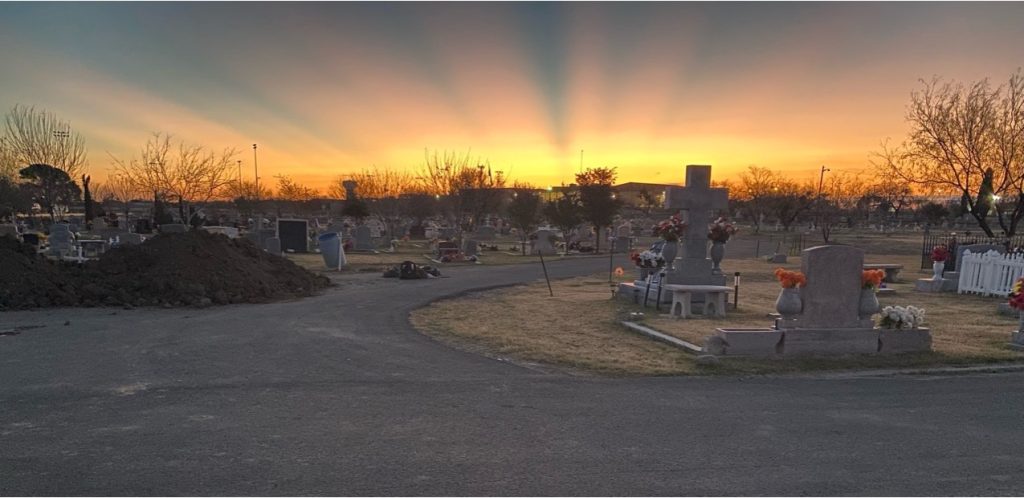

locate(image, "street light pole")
(237, 160), (242, 195)
(252, 144), (259, 202)
(817, 165), (830, 197)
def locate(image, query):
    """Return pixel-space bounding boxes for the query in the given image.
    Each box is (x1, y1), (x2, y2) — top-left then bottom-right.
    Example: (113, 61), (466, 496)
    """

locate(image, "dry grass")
(411, 236), (1024, 376)
(410, 275), (699, 376)
(285, 238), (603, 274)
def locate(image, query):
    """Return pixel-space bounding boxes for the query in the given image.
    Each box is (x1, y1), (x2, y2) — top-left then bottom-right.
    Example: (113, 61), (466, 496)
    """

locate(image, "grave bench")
(863, 263), (903, 283)
(662, 284), (732, 319)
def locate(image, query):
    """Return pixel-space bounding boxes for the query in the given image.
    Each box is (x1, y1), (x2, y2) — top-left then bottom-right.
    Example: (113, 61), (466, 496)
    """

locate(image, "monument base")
(707, 327), (933, 357)
(616, 282), (673, 305)
(914, 278), (957, 293)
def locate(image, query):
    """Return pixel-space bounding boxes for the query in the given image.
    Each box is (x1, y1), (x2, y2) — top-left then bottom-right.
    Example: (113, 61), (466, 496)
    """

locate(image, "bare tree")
(110, 133), (239, 223)
(734, 166), (778, 233)
(3, 104), (88, 178)
(274, 175), (319, 201)
(105, 172), (143, 224)
(417, 149), (507, 231)
(766, 178), (816, 231)
(874, 70), (1024, 237)
(0, 137), (19, 180)
(223, 180), (272, 201)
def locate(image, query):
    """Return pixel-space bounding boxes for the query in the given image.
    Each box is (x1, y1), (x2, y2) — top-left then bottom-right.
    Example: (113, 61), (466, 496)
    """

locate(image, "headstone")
(135, 219), (152, 234)
(954, 243), (1004, 271)
(531, 229), (558, 256)
(463, 239), (479, 257)
(50, 223), (70, 234)
(354, 225), (374, 251)
(160, 223), (187, 234)
(663, 165), (728, 289)
(439, 227), (456, 240)
(22, 233), (40, 246)
(473, 225), (496, 241)
(47, 231), (74, 256)
(277, 219), (310, 253)
(612, 224), (631, 253)
(711, 245), (931, 357)
(794, 245), (866, 329)
(264, 237), (282, 256)
(92, 218), (107, 230)
(436, 240), (459, 258)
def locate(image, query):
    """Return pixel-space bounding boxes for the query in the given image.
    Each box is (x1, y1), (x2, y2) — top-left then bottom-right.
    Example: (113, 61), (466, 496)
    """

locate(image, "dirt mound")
(0, 235), (81, 308)
(0, 231), (331, 310)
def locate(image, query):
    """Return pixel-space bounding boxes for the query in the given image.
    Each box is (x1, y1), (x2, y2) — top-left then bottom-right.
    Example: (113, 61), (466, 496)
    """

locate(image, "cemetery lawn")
(286, 238), (606, 274)
(411, 252), (1024, 376)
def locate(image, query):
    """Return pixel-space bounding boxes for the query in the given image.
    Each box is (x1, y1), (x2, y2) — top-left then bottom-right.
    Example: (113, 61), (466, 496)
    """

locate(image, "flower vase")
(710, 241), (725, 274)
(775, 287), (802, 319)
(859, 287), (880, 319)
(661, 240), (678, 271)
(932, 261), (945, 281)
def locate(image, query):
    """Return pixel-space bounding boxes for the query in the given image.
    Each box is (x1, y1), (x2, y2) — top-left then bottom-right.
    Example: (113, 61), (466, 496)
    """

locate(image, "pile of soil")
(0, 236), (81, 308)
(0, 231), (331, 310)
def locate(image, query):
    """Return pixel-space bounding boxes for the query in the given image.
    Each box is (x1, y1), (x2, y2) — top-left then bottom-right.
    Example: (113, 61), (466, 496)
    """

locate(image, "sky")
(1, 2), (1023, 191)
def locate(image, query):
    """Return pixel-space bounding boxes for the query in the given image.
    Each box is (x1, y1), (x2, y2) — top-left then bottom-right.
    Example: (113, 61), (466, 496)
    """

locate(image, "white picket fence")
(958, 250), (1024, 297)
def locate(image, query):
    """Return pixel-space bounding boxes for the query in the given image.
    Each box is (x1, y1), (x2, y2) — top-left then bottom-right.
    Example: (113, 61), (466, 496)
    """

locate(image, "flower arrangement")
(774, 268), (807, 288)
(630, 250), (665, 268)
(878, 305), (925, 329)
(931, 245), (949, 262)
(862, 269), (885, 290)
(652, 213), (688, 242)
(707, 217), (738, 243)
(1008, 277), (1024, 310)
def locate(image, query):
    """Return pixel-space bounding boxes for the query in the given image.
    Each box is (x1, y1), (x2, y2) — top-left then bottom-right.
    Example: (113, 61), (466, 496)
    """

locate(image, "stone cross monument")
(663, 165), (728, 286)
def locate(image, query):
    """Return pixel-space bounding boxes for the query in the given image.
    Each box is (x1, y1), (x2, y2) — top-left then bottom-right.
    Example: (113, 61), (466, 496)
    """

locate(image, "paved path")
(3, 255), (1024, 496)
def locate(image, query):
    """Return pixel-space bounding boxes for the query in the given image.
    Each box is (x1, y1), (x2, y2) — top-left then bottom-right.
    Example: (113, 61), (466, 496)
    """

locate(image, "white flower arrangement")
(878, 305), (926, 329)
(639, 250), (662, 263)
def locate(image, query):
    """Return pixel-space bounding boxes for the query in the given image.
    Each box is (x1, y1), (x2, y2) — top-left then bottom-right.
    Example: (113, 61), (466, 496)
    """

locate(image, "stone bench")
(662, 284), (732, 319)
(863, 263), (903, 283)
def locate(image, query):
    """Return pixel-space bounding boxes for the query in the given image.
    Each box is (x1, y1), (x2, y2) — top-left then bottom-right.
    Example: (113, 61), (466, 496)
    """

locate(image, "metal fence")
(920, 231), (1024, 270)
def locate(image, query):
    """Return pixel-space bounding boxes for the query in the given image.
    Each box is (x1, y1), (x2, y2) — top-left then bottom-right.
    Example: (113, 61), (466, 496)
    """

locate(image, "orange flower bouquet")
(774, 268), (806, 288)
(862, 269), (885, 290)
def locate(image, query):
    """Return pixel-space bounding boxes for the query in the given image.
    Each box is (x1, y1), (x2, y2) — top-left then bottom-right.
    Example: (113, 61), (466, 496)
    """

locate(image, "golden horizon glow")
(2, 3), (1022, 192)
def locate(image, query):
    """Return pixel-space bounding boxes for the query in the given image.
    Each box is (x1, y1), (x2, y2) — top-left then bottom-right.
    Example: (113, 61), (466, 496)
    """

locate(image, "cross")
(664, 165), (729, 260)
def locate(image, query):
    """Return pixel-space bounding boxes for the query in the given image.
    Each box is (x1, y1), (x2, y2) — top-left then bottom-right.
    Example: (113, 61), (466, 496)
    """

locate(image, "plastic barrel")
(318, 232), (346, 269)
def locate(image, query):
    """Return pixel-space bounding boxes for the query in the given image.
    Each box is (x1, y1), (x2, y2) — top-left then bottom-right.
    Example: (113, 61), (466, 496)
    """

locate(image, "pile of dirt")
(0, 231), (331, 310)
(0, 236), (81, 308)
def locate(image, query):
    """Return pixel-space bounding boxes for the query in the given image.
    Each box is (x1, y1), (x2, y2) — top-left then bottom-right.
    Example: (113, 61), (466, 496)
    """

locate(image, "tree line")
(3, 68), (1024, 239)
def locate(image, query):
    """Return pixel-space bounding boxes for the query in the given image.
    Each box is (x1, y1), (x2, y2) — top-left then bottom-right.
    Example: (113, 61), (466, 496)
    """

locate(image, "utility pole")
(237, 160), (242, 195)
(817, 165), (830, 197)
(252, 144), (259, 202)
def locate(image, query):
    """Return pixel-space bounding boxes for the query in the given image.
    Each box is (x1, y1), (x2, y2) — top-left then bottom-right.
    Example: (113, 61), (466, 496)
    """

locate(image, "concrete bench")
(863, 263), (903, 283)
(662, 284), (732, 319)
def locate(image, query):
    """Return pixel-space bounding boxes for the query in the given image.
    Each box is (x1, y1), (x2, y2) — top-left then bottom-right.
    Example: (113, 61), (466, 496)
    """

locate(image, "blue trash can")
(318, 232), (346, 269)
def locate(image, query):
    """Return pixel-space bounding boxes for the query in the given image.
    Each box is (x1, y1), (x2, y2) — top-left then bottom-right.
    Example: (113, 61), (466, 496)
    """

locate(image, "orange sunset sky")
(2, 2), (1023, 191)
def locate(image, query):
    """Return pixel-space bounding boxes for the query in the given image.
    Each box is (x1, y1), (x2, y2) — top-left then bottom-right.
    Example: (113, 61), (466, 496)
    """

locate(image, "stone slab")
(712, 328), (783, 356)
(879, 328), (932, 354)
(796, 245), (864, 329)
(781, 328), (880, 356)
(914, 278), (957, 293)
(767, 254), (787, 264)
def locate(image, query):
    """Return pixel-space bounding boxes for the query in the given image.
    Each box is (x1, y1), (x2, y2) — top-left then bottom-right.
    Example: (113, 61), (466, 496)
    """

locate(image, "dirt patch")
(0, 231), (330, 310)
